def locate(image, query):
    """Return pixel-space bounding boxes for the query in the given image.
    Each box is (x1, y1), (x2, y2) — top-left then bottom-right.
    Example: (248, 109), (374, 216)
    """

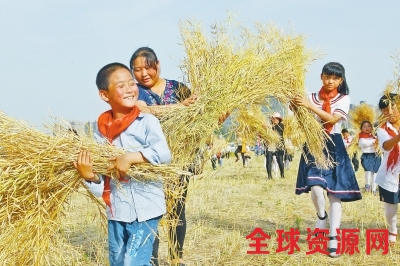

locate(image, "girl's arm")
(291, 95), (342, 125)
(358, 138), (376, 148)
(291, 96), (350, 125)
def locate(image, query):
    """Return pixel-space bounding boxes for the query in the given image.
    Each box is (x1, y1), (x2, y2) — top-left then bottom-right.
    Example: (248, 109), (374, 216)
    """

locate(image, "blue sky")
(1, 0), (399, 126)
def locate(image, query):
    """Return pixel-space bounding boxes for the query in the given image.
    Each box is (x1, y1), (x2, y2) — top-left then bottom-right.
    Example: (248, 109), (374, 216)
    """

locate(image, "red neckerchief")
(344, 137), (351, 144)
(98, 106), (141, 143)
(358, 132), (374, 139)
(97, 106), (141, 217)
(318, 86), (339, 133)
(381, 123), (399, 173)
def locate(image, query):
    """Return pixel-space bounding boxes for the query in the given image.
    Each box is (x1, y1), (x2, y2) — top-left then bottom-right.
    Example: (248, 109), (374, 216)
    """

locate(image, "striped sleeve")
(333, 95), (350, 120)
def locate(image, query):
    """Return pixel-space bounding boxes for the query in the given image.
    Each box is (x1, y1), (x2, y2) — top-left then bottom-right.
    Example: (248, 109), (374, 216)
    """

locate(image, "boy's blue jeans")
(108, 216), (161, 266)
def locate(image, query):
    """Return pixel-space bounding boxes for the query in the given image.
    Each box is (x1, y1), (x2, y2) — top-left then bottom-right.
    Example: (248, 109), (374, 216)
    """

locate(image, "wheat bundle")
(282, 115), (305, 151)
(347, 103), (377, 156)
(349, 103), (376, 130)
(208, 136), (228, 155)
(345, 138), (360, 159)
(234, 106), (281, 148)
(158, 19), (333, 262)
(159, 18), (332, 169)
(393, 52), (400, 94)
(376, 54), (400, 126)
(0, 112), (188, 265)
(375, 83), (400, 128)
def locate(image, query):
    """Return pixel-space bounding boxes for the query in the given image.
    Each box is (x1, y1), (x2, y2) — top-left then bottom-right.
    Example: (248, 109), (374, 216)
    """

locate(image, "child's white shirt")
(343, 135), (352, 148)
(375, 122), (400, 193)
(358, 137), (377, 153)
(309, 93), (350, 134)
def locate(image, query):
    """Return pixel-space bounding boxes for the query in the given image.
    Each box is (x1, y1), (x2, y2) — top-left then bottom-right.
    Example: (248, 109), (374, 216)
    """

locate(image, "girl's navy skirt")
(361, 153), (381, 173)
(378, 185), (400, 204)
(295, 133), (362, 202)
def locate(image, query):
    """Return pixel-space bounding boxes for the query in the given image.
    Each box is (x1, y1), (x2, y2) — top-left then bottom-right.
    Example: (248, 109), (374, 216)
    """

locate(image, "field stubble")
(63, 151), (400, 265)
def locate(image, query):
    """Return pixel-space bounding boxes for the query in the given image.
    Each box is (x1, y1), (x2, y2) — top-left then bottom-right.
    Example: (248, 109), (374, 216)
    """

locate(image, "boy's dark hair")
(341, 128), (349, 134)
(378, 93), (398, 110)
(321, 62), (349, 95)
(360, 120), (372, 130)
(129, 47), (159, 71)
(96, 63), (131, 90)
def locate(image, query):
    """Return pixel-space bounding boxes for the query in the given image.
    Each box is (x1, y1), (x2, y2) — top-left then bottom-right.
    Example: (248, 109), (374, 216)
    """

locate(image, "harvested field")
(60, 150), (399, 266)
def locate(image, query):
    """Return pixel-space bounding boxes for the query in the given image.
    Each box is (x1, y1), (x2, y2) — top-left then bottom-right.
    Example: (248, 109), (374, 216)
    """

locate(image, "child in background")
(244, 144), (251, 167)
(265, 112), (285, 179)
(284, 139), (294, 170)
(358, 121), (382, 194)
(74, 63), (171, 266)
(342, 128), (352, 148)
(216, 150), (224, 167)
(342, 128), (359, 171)
(254, 135), (262, 157)
(234, 137), (247, 167)
(225, 144), (231, 159)
(234, 136), (243, 162)
(207, 143), (217, 170)
(375, 93), (400, 245)
(292, 62), (361, 258)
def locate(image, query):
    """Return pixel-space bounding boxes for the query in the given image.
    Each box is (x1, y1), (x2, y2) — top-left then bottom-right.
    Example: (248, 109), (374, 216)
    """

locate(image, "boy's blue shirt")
(85, 112), (171, 222)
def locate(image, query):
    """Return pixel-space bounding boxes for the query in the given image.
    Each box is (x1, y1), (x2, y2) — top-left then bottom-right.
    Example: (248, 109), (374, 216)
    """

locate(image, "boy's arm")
(107, 152), (148, 178)
(377, 128), (399, 152)
(142, 115), (172, 164)
(84, 176), (105, 197)
(107, 115), (172, 178)
(74, 150), (104, 197)
(74, 150), (100, 182)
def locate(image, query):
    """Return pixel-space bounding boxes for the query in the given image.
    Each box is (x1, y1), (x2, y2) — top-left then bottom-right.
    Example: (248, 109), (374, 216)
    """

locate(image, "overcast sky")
(1, 0), (399, 127)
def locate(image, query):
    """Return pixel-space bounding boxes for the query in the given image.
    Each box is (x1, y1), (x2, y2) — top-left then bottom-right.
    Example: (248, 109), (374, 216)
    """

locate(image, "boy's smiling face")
(99, 68), (138, 114)
(382, 104), (400, 124)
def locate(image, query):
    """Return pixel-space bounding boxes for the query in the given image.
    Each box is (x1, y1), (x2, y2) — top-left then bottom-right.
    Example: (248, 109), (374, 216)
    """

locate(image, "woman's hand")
(108, 153), (133, 178)
(74, 150), (96, 181)
(181, 94), (198, 106)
